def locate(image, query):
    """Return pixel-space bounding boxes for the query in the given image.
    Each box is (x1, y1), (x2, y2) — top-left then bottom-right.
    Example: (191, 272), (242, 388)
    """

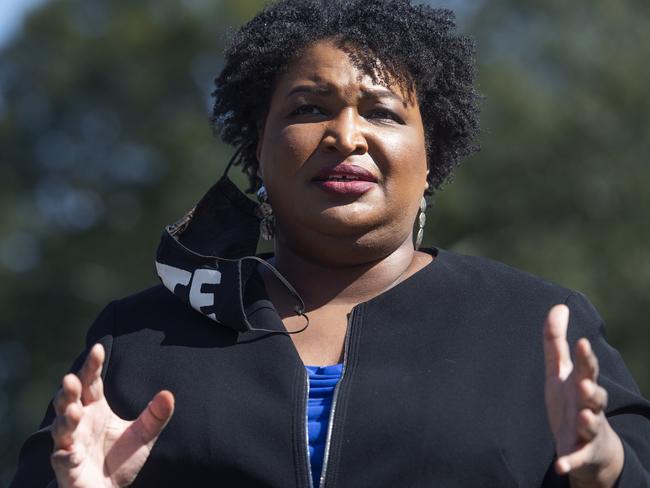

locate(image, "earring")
(256, 185), (275, 241)
(415, 195), (427, 250)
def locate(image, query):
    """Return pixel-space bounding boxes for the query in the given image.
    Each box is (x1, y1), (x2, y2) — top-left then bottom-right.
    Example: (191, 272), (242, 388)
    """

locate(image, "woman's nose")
(321, 108), (368, 156)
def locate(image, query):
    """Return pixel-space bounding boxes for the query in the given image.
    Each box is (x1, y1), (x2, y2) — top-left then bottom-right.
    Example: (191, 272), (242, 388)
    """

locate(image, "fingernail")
(558, 458), (571, 473)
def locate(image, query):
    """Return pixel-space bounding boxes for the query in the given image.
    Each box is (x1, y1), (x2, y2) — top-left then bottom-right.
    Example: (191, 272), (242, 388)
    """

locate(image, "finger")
(51, 402), (82, 450)
(578, 378), (608, 413)
(131, 390), (175, 445)
(555, 442), (594, 475)
(104, 391), (175, 477)
(53, 374), (82, 416)
(51, 447), (83, 472)
(574, 338), (599, 382)
(576, 408), (600, 443)
(78, 343), (105, 404)
(543, 304), (573, 380)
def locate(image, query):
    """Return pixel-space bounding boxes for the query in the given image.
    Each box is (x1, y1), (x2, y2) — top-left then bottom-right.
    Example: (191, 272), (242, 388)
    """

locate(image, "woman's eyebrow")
(358, 87), (404, 103)
(286, 85), (332, 98)
(286, 84), (404, 105)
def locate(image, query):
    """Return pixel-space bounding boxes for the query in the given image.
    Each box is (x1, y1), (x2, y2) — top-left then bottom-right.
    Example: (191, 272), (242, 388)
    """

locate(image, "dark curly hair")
(212, 0), (480, 195)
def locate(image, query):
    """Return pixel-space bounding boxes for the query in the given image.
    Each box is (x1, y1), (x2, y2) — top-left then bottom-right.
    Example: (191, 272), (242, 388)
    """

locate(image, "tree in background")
(1, 0), (648, 482)
(449, 0), (650, 393)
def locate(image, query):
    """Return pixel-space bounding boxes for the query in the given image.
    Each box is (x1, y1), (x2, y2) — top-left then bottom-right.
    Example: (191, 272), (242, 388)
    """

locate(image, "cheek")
(372, 130), (428, 190)
(284, 126), (322, 165)
(261, 124), (323, 184)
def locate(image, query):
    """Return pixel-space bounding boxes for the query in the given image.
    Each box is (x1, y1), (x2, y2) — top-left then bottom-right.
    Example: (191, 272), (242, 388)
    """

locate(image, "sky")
(0, 0), (49, 49)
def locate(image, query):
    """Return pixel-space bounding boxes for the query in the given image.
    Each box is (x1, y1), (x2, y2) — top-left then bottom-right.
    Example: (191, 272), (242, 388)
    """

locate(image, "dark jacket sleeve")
(565, 292), (650, 487)
(10, 301), (117, 488)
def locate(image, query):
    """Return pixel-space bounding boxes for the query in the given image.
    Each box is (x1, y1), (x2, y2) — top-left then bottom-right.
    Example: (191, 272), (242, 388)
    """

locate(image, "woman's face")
(257, 40), (428, 261)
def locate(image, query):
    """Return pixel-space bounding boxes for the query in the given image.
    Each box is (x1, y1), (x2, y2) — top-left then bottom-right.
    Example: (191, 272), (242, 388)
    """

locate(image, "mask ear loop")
(222, 146), (243, 179)
(222, 150), (309, 335)
(239, 256), (310, 335)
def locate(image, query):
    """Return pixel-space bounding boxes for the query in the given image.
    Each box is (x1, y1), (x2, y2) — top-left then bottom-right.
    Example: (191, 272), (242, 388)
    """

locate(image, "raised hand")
(50, 344), (175, 488)
(543, 304), (624, 488)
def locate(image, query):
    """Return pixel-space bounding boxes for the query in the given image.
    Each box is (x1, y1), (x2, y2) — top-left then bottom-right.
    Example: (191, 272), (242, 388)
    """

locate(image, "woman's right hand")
(50, 344), (175, 488)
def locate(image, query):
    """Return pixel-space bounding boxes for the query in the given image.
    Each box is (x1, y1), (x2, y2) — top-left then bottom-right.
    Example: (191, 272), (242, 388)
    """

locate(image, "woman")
(12, 0), (650, 487)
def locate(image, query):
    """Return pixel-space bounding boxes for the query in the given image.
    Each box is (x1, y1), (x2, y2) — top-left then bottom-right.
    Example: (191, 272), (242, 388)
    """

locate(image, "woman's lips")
(313, 179), (376, 195)
(312, 164), (378, 195)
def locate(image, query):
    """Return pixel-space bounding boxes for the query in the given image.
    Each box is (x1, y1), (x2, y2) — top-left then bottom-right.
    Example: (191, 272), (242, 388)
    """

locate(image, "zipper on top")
(303, 371), (314, 488)
(317, 307), (357, 488)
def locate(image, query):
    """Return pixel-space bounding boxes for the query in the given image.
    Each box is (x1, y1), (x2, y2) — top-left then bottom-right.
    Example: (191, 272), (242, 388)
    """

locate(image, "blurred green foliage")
(1, 0), (648, 482)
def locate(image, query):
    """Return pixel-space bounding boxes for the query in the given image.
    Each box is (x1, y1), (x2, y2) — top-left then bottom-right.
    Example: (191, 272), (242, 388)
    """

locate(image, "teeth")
(327, 175), (359, 181)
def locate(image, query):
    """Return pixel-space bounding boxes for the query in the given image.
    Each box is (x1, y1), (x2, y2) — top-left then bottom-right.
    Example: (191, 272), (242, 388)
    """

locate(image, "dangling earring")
(256, 185), (275, 241)
(415, 195), (427, 250)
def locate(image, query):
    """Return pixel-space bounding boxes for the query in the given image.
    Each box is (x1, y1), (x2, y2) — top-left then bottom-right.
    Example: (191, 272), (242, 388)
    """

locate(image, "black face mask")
(154, 154), (308, 334)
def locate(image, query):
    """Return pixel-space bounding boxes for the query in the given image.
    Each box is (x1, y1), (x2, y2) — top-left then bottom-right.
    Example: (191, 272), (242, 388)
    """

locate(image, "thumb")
(133, 390), (175, 445)
(100, 391), (175, 486)
(543, 304), (573, 380)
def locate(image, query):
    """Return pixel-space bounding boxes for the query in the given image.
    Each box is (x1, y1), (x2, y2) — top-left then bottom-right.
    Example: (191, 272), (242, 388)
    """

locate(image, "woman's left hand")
(543, 304), (625, 488)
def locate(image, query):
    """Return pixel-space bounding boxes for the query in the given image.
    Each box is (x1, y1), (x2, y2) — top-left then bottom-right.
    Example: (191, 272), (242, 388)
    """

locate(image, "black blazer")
(11, 248), (650, 487)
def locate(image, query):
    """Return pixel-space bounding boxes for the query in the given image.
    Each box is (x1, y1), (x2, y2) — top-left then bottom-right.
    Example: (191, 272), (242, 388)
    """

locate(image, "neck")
(269, 237), (425, 309)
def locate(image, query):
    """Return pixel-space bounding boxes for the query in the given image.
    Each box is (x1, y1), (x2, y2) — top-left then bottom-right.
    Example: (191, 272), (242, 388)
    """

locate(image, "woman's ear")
(424, 168), (430, 192)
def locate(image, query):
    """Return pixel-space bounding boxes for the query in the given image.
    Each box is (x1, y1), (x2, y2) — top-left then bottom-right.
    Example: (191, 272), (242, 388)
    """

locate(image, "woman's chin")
(292, 214), (406, 247)
(310, 211), (381, 237)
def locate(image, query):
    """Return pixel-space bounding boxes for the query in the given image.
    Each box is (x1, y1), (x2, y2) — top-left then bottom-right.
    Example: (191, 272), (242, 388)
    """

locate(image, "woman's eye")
(290, 105), (324, 116)
(367, 109), (404, 123)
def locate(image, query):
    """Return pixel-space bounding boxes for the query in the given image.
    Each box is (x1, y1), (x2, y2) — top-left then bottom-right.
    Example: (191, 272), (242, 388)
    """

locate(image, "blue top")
(305, 364), (343, 487)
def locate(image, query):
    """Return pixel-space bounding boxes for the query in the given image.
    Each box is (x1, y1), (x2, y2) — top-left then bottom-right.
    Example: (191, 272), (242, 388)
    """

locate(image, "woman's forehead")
(275, 40), (415, 105)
